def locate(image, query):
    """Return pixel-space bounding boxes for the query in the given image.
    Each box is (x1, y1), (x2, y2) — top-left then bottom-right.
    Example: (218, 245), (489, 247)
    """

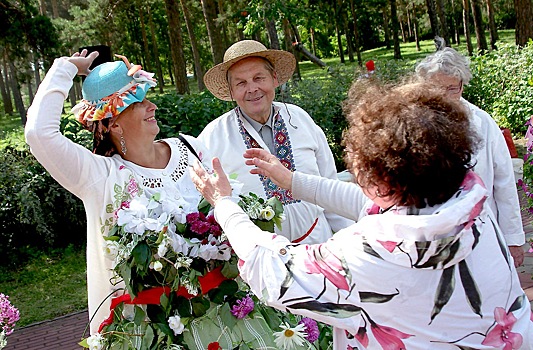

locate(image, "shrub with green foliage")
(465, 41), (533, 135)
(0, 118), (87, 267)
(152, 90), (234, 138)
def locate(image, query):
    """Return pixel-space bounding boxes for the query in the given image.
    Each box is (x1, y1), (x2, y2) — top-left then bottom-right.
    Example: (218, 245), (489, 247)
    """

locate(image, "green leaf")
(430, 266), (456, 324)
(131, 241), (152, 274)
(191, 296), (210, 317)
(134, 305), (146, 325)
(208, 279), (239, 304)
(78, 338), (89, 348)
(219, 302), (238, 329)
(252, 219), (274, 233)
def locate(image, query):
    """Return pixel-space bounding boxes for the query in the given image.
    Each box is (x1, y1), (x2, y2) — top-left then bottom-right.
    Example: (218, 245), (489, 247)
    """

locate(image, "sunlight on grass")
(0, 247), (88, 327)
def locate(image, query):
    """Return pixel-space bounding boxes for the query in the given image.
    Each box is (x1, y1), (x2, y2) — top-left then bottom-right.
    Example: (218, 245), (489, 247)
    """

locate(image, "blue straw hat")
(72, 55), (157, 132)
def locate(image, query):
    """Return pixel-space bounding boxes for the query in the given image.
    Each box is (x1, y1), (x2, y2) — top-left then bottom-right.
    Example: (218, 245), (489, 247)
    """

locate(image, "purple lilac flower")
(0, 293), (20, 335)
(231, 296), (255, 319)
(299, 317), (319, 342)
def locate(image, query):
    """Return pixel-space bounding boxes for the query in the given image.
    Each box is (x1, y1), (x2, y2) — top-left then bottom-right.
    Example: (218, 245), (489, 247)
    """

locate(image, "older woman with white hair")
(415, 45), (525, 267)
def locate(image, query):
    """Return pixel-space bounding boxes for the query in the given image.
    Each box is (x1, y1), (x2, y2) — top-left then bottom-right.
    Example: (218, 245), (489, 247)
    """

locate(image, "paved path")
(4, 189), (533, 349)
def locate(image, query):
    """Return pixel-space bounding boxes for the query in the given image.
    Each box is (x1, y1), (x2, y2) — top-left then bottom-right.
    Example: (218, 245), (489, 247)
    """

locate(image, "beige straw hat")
(204, 40), (296, 101)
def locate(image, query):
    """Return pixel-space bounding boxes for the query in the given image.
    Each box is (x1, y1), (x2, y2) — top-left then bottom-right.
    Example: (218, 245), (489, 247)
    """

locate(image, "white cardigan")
(25, 58), (210, 334)
(199, 103), (354, 244)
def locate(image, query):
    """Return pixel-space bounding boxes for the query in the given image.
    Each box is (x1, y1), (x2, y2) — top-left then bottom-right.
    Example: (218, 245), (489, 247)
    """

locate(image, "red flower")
(207, 342), (222, 350)
(370, 323), (413, 350)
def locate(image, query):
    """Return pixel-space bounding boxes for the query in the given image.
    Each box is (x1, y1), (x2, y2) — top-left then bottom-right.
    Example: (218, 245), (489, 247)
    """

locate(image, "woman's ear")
(109, 123), (123, 137)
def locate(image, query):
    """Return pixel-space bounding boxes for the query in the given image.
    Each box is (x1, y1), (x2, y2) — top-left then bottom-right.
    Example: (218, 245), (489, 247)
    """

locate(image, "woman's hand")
(244, 148), (293, 190)
(190, 158), (232, 206)
(67, 49), (99, 76)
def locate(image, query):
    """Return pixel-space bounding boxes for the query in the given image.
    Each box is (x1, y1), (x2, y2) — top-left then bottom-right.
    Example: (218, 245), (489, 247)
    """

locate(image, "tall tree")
(349, 0), (363, 65)
(137, 0), (152, 71)
(470, 0), (488, 53)
(390, 0), (402, 59)
(180, 0), (205, 91)
(426, 0), (440, 37)
(383, 4), (391, 49)
(435, 0), (451, 44)
(333, 0), (345, 63)
(514, 0), (533, 46)
(147, 6), (165, 93)
(201, 0), (225, 64)
(462, 0), (474, 55)
(486, 0), (498, 50)
(164, 0), (190, 94)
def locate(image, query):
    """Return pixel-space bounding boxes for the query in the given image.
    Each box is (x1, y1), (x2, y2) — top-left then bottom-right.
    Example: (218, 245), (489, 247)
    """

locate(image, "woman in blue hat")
(25, 50), (216, 336)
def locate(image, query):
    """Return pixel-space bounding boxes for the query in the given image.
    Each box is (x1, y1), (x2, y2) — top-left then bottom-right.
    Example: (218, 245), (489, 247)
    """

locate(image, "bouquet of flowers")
(0, 293), (20, 350)
(80, 186), (326, 350)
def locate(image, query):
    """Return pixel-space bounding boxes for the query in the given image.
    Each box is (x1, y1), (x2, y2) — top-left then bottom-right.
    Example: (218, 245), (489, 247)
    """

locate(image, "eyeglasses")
(445, 81), (463, 94)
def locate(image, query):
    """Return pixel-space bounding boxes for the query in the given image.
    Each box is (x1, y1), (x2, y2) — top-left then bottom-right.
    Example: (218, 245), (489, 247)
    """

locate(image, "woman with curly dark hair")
(191, 81), (533, 349)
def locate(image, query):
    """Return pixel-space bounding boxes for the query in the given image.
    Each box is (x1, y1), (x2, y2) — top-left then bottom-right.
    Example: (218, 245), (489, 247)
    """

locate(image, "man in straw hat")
(199, 40), (354, 244)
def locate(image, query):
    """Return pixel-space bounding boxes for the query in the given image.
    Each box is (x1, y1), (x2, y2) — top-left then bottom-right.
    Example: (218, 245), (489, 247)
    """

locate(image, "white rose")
(259, 206), (275, 221)
(103, 241), (119, 260)
(157, 240), (168, 257)
(152, 261), (163, 271)
(86, 333), (105, 350)
(168, 315), (185, 335)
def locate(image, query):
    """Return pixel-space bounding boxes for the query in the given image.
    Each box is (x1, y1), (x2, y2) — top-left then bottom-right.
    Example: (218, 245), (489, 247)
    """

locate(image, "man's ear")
(273, 72), (280, 88)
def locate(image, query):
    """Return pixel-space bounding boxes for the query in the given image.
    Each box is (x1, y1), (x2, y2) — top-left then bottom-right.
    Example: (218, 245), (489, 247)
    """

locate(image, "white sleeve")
(25, 57), (110, 199)
(311, 121), (356, 230)
(214, 197), (361, 333)
(292, 171), (368, 221)
(486, 117), (524, 245)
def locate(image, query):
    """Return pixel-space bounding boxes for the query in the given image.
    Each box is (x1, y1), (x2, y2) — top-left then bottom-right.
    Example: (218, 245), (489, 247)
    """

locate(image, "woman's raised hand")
(190, 158), (232, 206)
(67, 49), (99, 76)
(244, 148), (293, 190)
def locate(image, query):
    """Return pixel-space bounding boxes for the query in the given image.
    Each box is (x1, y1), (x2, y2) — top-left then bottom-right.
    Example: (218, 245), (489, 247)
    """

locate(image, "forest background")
(1, 0), (533, 327)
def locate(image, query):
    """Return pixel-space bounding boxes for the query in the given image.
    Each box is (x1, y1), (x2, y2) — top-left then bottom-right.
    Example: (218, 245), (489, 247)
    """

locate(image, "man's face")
(434, 73), (463, 101)
(228, 57), (279, 124)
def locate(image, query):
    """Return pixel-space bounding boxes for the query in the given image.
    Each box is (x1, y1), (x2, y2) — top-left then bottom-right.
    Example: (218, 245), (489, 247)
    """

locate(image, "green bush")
(152, 90), (234, 138)
(0, 118), (88, 267)
(465, 41), (533, 135)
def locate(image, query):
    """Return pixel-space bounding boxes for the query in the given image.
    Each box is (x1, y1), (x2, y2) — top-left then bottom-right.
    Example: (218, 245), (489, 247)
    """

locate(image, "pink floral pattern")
(481, 307), (523, 350)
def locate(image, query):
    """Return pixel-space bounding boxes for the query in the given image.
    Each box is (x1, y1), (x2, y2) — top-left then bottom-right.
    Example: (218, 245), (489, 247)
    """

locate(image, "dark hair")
(342, 80), (479, 208)
(92, 118), (118, 156)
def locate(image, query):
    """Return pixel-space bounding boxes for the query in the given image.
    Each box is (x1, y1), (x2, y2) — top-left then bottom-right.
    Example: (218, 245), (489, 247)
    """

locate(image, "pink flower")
(230, 296), (254, 319)
(354, 327), (369, 347)
(304, 244), (350, 291)
(190, 220), (210, 235)
(186, 212), (201, 222)
(127, 178), (139, 196)
(377, 240), (398, 253)
(299, 317), (319, 342)
(370, 323), (413, 350)
(482, 307), (523, 350)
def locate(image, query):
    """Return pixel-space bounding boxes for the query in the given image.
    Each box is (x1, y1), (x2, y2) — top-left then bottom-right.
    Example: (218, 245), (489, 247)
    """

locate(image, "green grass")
(0, 246), (88, 328)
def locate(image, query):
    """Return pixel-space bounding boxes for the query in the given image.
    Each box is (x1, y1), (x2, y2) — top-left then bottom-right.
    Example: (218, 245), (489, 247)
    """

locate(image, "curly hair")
(342, 80), (479, 208)
(415, 47), (472, 85)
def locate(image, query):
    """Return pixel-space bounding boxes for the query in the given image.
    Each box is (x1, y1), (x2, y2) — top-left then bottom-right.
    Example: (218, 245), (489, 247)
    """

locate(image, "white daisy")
(274, 323), (307, 350)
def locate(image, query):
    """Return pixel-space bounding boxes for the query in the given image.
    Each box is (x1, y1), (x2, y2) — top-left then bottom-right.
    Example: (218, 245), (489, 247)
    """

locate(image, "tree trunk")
(436, 0), (451, 44)
(390, 0), (402, 59)
(50, 0), (58, 18)
(514, 0), (533, 46)
(164, 0), (190, 94)
(1, 53), (13, 114)
(201, 0), (225, 64)
(310, 27), (317, 56)
(180, 0), (205, 91)
(414, 16), (421, 51)
(342, 9), (355, 62)
(486, 0), (498, 50)
(383, 5), (391, 49)
(452, 0), (461, 45)
(8, 60), (26, 124)
(217, 0), (230, 49)
(349, 0), (363, 66)
(426, 0), (440, 37)
(470, 0), (488, 54)
(148, 7), (165, 93)
(399, 19), (407, 43)
(137, 0), (152, 71)
(39, 0), (46, 15)
(26, 67), (34, 105)
(462, 0), (474, 55)
(33, 54), (41, 89)
(265, 19), (281, 49)
(293, 43), (327, 69)
(334, 0), (345, 63)
(0, 67), (12, 114)
(282, 18), (301, 81)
